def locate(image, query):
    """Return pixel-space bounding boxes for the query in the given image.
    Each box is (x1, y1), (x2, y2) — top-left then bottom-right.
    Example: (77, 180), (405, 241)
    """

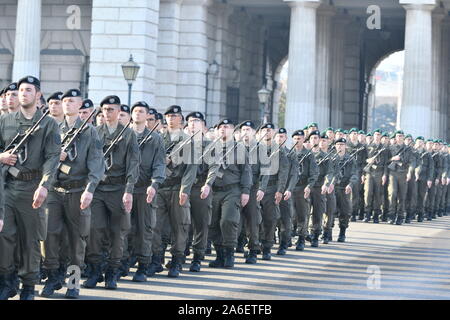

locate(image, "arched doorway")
(273, 56), (288, 127)
(366, 50), (404, 133)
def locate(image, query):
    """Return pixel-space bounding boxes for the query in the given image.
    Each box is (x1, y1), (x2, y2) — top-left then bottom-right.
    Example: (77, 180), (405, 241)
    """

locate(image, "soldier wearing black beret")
(145, 107), (159, 131)
(4, 82), (20, 113)
(119, 105), (131, 126)
(47, 91), (65, 124)
(0, 87), (7, 115)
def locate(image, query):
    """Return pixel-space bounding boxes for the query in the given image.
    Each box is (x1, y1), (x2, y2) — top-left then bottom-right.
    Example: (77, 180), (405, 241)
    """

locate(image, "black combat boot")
(417, 212), (424, 222)
(262, 247), (271, 261)
(311, 232), (320, 248)
(322, 231), (329, 244)
(381, 211), (388, 222)
(189, 254), (202, 272)
(81, 264), (91, 279)
(168, 255), (182, 278)
(438, 209), (443, 217)
(0, 273), (18, 300)
(427, 212), (433, 221)
(245, 250), (258, 264)
(236, 236), (246, 253)
(351, 213), (357, 222)
(82, 264), (103, 289)
(395, 216), (404, 225)
(373, 211), (380, 224)
(39, 269), (63, 297)
(432, 211), (437, 219)
(358, 210), (364, 220)
(223, 247), (235, 268)
(132, 263), (148, 282)
(209, 246), (225, 268)
(118, 259), (130, 278)
(305, 233), (312, 242)
(276, 241), (287, 255)
(205, 240), (212, 255)
(363, 211), (371, 223)
(296, 237), (305, 251)
(337, 227), (346, 242)
(105, 267), (119, 289)
(444, 207), (449, 216)
(329, 229), (333, 242)
(146, 253), (164, 277)
(58, 264), (68, 285)
(20, 285), (35, 300)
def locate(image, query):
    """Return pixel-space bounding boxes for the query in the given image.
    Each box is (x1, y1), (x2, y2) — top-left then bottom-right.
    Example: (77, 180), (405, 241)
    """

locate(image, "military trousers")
(405, 177), (417, 219)
(240, 187), (262, 251)
(351, 175), (361, 216)
(388, 171), (408, 220)
(278, 197), (293, 245)
(153, 187), (190, 258)
(292, 185), (311, 238)
(323, 191), (336, 233)
(364, 172), (384, 214)
(190, 186), (213, 258)
(86, 189), (131, 269)
(309, 186), (326, 234)
(43, 190), (91, 270)
(435, 183), (444, 214)
(425, 182), (437, 214)
(335, 187), (352, 229)
(259, 186), (281, 250)
(0, 184), (47, 286)
(415, 180), (429, 216)
(209, 186), (241, 248)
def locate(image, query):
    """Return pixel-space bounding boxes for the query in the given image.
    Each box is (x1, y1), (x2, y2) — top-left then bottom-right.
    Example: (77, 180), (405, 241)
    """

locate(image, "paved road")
(17, 216), (450, 300)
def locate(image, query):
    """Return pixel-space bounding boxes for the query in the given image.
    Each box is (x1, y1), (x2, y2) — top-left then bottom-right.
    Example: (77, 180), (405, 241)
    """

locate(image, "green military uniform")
(426, 150), (442, 220)
(151, 129), (197, 277)
(310, 149), (333, 245)
(405, 145), (419, 223)
(84, 120), (140, 288)
(436, 150), (448, 217)
(346, 139), (366, 221)
(290, 147), (319, 250)
(363, 142), (388, 222)
(42, 116), (104, 297)
(209, 136), (252, 269)
(387, 143), (415, 224)
(0, 107), (61, 299)
(323, 152), (338, 243)
(414, 146), (433, 222)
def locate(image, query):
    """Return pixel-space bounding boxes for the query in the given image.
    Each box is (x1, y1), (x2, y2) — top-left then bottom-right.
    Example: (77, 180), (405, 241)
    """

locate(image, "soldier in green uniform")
(39, 89), (104, 299)
(289, 130), (318, 251)
(0, 87), (7, 115)
(333, 138), (358, 242)
(413, 137), (433, 222)
(381, 132), (391, 221)
(83, 95), (139, 290)
(79, 99), (95, 124)
(208, 119), (252, 269)
(149, 105), (197, 278)
(363, 129), (388, 223)
(309, 130), (334, 247)
(425, 139), (439, 220)
(185, 111), (218, 272)
(404, 134), (418, 223)
(436, 143), (449, 217)
(0, 76), (61, 300)
(4, 83), (20, 113)
(258, 123), (289, 260)
(387, 130), (415, 225)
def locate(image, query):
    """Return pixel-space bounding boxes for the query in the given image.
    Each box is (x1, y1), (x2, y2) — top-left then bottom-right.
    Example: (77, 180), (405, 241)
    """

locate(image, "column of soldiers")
(0, 76), (449, 301)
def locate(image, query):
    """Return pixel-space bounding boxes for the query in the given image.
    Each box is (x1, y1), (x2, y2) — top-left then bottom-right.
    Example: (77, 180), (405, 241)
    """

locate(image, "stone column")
(315, 4), (335, 128)
(431, 9), (445, 138)
(399, 0), (436, 137)
(284, 0), (321, 135)
(12, 0), (41, 80)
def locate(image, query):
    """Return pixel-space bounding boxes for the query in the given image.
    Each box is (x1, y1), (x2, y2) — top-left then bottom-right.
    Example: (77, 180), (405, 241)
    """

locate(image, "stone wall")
(0, 0), (17, 89)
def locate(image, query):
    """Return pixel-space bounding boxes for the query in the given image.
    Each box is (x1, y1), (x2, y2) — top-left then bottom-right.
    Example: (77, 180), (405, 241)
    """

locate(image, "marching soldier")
(47, 91), (65, 124)
(79, 99), (95, 123)
(404, 134), (418, 223)
(0, 76), (61, 300)
(333, 138), (358, 242)
(119, 104), (131, 126)
(149, 105), (197, 278)
(40, 89), (104, 299)
(208, 119), (252, 269)
(83, 95), (139, 290)
(413, 137), (433, 222)
(381, 132), (391, 221)
(347, 128), (366, 221)
(0, 87), (8, 115)
(363, 129), (388, 223)
(436, 143), (449, 217)
(126, 101), (165, 282)
(4, 83), (20, 113)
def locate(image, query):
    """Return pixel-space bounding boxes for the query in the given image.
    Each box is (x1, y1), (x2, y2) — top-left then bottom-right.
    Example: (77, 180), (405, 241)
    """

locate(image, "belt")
(9, 170), (42, 182)
(100, 175), (126, 185)
(213, 183), (239, 192)
(54, 180), (87, 192)
(161, 178), (182, 189)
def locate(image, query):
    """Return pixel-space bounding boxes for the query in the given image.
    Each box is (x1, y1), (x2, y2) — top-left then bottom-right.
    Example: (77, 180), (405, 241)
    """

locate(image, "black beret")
(100, 95), (121, 107)
(164, 105), (182, 115)
(61, 89), (82, 100)
(277, 128), (287, 135)
(217, 119), (234, 127)
(18, 76), (40, 90)
(81, 99), (94, 110)
(260, 123), (275, 130)
(156, 113), (163, 120)
(120, 104), (131, 114)
(186, 111), (204, 122)
(335, 138), (347, 144)
(292, 130), (305, 138)
(47, 91), (63, 103)
(131, 101), (149, 113)
(0, 88), (4, 96)
(309, 130), (320, 137)
(148, 108), (157, 115)
(320, 132), (328, 139)
(239, 120), (255, 129)
(5, 82), (18, 93)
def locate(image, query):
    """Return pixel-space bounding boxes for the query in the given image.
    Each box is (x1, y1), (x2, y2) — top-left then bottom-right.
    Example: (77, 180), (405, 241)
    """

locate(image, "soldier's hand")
(435, 179), (440, 185)
(304, 186), (311, 199)
(0, 151), (18, 166)
(256, 190), (265, 202)
(241, 194), (250, 207)
(361, 175), (365, 184)
(0, 219), (3, 233)
(328, 184), (334, 194)
(60, 151), (68, 162)
(283, 191), (292, 201)
(123, 192), (133, 213)
(146, 186), (156, 203)
(200, 185), (210, 200)
(345, 185), (352, 194)
(442, 178), (446, 186)
(32, 186), (48, 209)
(274, 192), (282, 205)
(382, 175), (387, 186)
(447, 178), (450, 185)
(415, 174), (419, 182)
(80, 191), (93, 210)
(179, 192), (188, 206)
(321, 185), (328, 195)
(427, 180), (432, 189)
(392, 156), (400, 161)
(406, 173), (411, 182)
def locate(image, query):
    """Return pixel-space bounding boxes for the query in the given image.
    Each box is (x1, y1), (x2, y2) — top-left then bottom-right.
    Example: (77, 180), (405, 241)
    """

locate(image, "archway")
(366, 50), (404, 133)
(273, 56), (288, 127)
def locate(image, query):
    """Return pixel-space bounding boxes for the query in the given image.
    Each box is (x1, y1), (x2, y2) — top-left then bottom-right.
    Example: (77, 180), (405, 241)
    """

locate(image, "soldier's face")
(96, 112), (105, 126)
(187, 117), (203, 133)
(166, 113), (182, 129)
(261, 128), (274, 141)
(6, 90), (19, 111)
(275, 133), (287, 145)
(131, 107), (148, 124)
(240, 126), (254, 142)
(310, 135), (319, 146)
(319, 138), (328, 149)
(18, 84), (41, 108)
(415, 140), (424, 149)
(335, 132), (343, 140)
(405, 137), (412, 145)
(336, 142), (346, 154)
(326, 131), (334, 139)
(218, 124), (234, 139)
(373, 132), (381, 143)
(102, 104), (120, 123)
(395, 134), (404, 144)
(433, 143), (441, 151)
(79, 108), (93, 121)
(349, 132), (358, 141)
(62, 97), (82, 116)
(366, 136), (373, 144)
(146, 114), (156, 129)
(426, 142), (433, 150)
(119, 112), (131, 125)
(293, 135), (305, 146)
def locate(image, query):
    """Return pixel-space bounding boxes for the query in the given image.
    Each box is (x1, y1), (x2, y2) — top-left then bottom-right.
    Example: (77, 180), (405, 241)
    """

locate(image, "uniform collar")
(16, 108), (42, 124)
